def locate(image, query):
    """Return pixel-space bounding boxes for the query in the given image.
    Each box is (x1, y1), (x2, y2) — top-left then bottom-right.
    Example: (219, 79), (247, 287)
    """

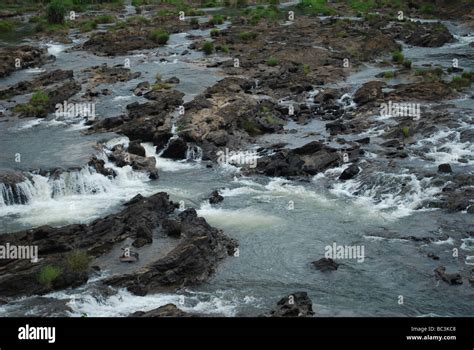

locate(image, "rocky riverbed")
(0, 0), (473, 317)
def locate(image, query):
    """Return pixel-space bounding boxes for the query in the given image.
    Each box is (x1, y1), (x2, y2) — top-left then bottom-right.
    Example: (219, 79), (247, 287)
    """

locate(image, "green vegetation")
(202, 41), (214, 55)
(239, 31), (257, 42)
(95, 14), (114, 24)
(210, 28), (220, 37)
(47, 0), (71, 25)
(450, 72), (474, 90)
(266, 56), (279, 66)
(149, 29), (169, 44)
(79, 19), (97, 32)
(189, 17), (199, 26)
(403, 59), (412, 69)
(0, 20), (16, 32)
(420, 3), (435, 15)
(152, 81), (172, 90)
(392, 50), (404, 63)
(210, 14), (225, 25)
(240, 119), (262, 136)
(37, 265), (62, 289)
(302, 64), (311, 76)
(401, 126), (410, 138)
(65, 250), (90, 274)
(216, 44), (229, 53)
(415, 67), (443, 82)
(349, 0), (376, 13)
(127, 15), (150, 25)
(383, 71), (395, 79)
(297, 0), (335, 16)
(14, 90), (50, 116)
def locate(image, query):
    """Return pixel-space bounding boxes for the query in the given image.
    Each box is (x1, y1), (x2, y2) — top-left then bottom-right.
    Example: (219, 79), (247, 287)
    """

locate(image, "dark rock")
(353, 81), (385, 105)
(434, 266), (463, 285)
(438, 163), (452, 174)
(130, 304), (190, 317)
(311, 258), (339, 272)
(161, 219), (182, 238)
(161, 137), (188, 160)
(209, 190), (224, 204)
(339, 164), (360, 181)
(128, 140), (146, 157)
(266, 292), (314, 317)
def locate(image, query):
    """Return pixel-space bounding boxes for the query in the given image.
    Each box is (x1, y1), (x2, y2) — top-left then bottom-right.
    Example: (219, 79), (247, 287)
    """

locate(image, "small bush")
(95, 14), (114, 24)
(392, 50), (404, 63)
(450, 75), (471, 90)
(65, 250), (90, 274)
(302, 64), (311, 75)
(189, 17), (199, 26)
(37, 265), (62, 288)
(149, 29), (169, 44)
(210, 15), (224, 25)
(401, 126), (410, 138)
(216, 44), (229, 53)
(239, 31), (257, 42)
(0, 20), (14, 32)
(47, 0), (71, 25)
(202, 41), (214, 55)
(403, 59), (412, 69)
(266, 57), (279, 67)
(80, 19), (98, 32)
(383, 71), (395, 79)
(30, 91), (50, 107)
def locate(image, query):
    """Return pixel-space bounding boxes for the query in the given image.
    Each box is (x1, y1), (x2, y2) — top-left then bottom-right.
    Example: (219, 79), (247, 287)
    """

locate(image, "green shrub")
(95, 14), (114, 24)
(65, 250), (90, 274)
(37, 265), (62, 288)
(401, 126), (410, 138)
(47, 0), (71, 25)
(302, 64), (311, 75)
(450, 75), (471, 90)
(383, 71), (395, 79)
(149, 29), (169, 44)
(30, 91), (50, 107)
(210, 28), (220, 37)
(392, 50), (404, 63)
(239, 31), (257, 42)
(297, 0), (335, 16)
(420, 3), (435, 14)
(0, 20), (14, 32)
(210, 15), (224, 25)
(202, 41), (214, 55)
(266, 57), (279, 66)
(189, 17), (199, 26)
(349, 0), (376, 13)
(403, 59), (412, 69)
(80, 19), (98, 32)
(216, 44), (229, 53)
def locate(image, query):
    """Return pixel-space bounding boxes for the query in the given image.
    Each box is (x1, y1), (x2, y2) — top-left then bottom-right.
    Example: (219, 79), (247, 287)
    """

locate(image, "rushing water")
(0, 8), (473, 317)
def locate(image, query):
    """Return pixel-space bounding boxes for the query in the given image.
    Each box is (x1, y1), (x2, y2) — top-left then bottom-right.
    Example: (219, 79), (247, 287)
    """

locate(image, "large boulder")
(265, 292), (315, 317)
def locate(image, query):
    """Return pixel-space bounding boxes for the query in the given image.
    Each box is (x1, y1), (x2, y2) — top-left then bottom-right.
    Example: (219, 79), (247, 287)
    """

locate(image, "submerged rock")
(339, 164), (360, 181)
(265, 292), (314, 317)
(434, 266), (463, 285)
(209, 190), (224, 204)
(312, 258), (339, 272)
(130, 304), (191, 317)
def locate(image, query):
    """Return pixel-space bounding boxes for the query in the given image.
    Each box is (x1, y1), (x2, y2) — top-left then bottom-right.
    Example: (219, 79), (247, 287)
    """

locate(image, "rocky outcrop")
(0, 69), (73, 99)
(339, 164), (360, 181)
(312, 258), (339, 272)
(434, 266), (463, 285)
(209, 190), (224, 204)
(104, 208), (238, 295)
(0, 192), (177, 297)
(108, 144), (158, 180)
(0, 170), (29, 205)
(161, 137), (188, 160)
(130, 304), (191, 317)
(0, 46), (52, 78)
(354, 81), (385, 106)
(265, 292), (314, 317)
(252, 141), (352, 177)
